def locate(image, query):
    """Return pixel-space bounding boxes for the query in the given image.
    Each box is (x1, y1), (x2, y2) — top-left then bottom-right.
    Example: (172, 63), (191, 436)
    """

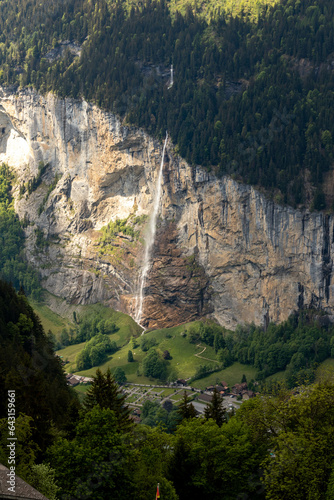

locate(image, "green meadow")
(189, 363), (258, 390)
(57, 320), (219, 381)
(55, 315), (259, 387)
(34, 298), (321, 390)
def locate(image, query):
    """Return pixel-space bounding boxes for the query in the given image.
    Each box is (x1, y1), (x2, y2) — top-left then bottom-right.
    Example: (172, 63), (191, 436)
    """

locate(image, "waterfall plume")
(135, 132), (168, 327)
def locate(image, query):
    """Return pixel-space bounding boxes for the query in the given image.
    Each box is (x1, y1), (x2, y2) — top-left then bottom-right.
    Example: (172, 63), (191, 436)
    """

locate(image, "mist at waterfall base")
(134, 133), (168, 330)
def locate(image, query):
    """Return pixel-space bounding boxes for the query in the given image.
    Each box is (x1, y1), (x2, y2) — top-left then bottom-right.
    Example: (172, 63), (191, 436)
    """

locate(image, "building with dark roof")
(198, 393), (213, 403)
(0, 464), (49, 500)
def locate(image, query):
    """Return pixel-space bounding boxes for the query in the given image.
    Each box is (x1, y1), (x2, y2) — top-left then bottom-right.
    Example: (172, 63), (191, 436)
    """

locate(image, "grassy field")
(159, 388), (177, 397)
(190, 362), (258, 390)
(53, 302), (142, 372)
(29, 297), (73, 336)
(31, 294), (141, 344)
(41, 301), (262, 388)
(264, 370), (287, 383)
(33, 297), (328, 391)
(73, 383), (91, 402)
(56, 320), (221, 383)
(140, 324), (218, 377)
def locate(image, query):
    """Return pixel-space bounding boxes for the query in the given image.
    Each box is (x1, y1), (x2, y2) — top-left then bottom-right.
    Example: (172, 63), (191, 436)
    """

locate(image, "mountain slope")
(1, 88), (334, 329)
(0, 0), (333, 208)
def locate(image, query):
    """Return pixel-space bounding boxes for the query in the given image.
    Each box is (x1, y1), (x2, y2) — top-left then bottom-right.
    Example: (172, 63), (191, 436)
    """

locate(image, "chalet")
(176, 379), (187, 386)
(242, 391), (254, 400)
(0, 463), (48, 500)
(67, 376), (79, 387)
(206, 384), (228, 394)
(232, 382), (248, 395)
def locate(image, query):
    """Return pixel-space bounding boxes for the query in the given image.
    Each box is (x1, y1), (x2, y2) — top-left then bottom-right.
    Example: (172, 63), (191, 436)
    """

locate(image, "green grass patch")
(54, 303), (142, 373)
(29, 298), (72, 336)
(190, 362), (258, 390)
(264, 370), (287, 383)
(58, 320), (221, 384)
(34, 294), (141, 344)
(75, 303), (141, 344)
(73, 384), (91, 394)
(57, 343), (86, 372)
(159, 388), (178, 397)
(126, 395), (141, 403)
(142, 323), (218, 378)
(73, 383), (91, 403)
(316, 358), (334, 381)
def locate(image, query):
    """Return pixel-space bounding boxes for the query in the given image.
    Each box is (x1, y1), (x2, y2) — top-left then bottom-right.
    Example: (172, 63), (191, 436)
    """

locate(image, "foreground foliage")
(46, 377), (334, 498)
(0, 281), (76, 453)
(1, 284), (334, 498)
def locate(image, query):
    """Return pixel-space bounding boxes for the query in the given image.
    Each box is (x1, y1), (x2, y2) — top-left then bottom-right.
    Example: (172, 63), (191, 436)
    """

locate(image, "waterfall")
(135, 132), (168, 327)
(168, 64), (174, 89)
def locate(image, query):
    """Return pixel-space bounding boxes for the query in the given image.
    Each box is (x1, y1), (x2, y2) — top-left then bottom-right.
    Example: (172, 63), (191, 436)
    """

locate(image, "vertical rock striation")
(0, 87), (333, 329)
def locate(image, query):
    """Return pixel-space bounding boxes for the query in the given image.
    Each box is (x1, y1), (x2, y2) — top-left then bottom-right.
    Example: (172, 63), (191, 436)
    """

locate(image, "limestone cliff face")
(0, 86), (333, 329)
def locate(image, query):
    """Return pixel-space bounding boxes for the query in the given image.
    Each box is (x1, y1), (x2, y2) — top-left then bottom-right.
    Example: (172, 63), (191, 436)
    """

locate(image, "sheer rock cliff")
(0, 87), (333, 329)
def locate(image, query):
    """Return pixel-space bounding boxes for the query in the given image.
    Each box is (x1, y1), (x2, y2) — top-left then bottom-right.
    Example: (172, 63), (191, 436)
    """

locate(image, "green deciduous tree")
(47, 407), (135, 500)
(113, 367), (127, 385)
(169, 417), (265, 499)
(262, 380), (334, 499)
(28, 464), (59, 500)
(0, 414), (39, 482)
(142, 349), (168, 380)
(132, 426), (178, 500)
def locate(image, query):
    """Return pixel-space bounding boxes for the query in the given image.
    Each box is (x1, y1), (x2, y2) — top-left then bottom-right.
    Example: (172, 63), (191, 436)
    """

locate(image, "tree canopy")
(0, 1), (333, 208)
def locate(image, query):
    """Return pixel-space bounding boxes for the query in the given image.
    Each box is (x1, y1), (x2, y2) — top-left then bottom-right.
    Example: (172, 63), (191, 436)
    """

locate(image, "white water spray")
(168, 64), (174, 89)
(135, 132), (168, 327)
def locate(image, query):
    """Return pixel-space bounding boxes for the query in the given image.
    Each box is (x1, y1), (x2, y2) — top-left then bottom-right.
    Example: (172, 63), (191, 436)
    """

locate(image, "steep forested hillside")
(0, 280), (77, 453)
(0, 0), (333, 207)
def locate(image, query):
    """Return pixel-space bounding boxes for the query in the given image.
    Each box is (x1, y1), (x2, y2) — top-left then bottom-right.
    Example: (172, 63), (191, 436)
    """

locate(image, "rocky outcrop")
(0, 86), (333, 329)
(141, 221), (213, 329)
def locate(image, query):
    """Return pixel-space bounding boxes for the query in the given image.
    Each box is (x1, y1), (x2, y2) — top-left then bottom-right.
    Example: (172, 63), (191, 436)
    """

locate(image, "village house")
(176, 379), (187, 386)
(0, 463), (48, 500)
(198, 393), (213, 403)
(232, 382), (248, 395)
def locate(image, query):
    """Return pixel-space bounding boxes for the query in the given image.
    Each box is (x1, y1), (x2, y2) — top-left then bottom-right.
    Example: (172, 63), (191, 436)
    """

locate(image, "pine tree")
(83, 368), (132, 430)
(177, 391), (197, 420)
(128, 350), (134, 362)
(204, 388), (226, 427)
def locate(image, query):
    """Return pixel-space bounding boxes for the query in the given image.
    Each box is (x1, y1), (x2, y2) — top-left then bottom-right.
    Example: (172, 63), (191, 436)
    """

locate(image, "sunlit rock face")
(0, 86), (333, 329)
